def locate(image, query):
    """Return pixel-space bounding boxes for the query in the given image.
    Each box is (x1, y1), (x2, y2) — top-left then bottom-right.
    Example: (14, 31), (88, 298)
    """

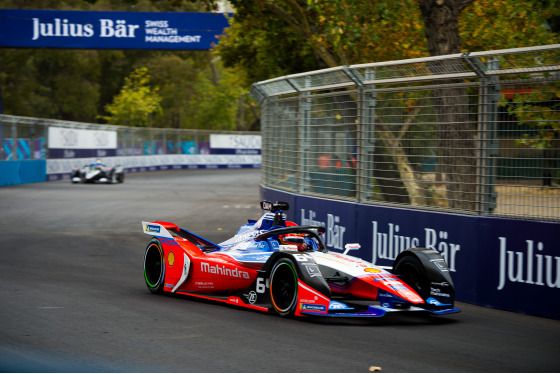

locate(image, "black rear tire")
(269, 258), (298, 316)
(144, 239), (165, 294)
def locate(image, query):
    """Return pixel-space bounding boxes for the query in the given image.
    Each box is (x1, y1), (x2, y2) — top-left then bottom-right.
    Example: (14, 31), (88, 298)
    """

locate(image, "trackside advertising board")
(262, 186), (560, 320)
(48, 126), (117, 158)
(0, 9), (230, 50)
(45, 154), (261, 181)
(210, 134), (261, 155)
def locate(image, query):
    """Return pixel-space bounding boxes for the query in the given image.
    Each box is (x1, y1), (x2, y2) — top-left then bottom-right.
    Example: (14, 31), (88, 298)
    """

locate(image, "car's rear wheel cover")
(270, 259), (298, 316)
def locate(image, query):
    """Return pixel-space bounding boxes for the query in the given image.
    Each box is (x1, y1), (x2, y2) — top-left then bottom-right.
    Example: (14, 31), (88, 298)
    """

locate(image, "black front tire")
(393, 254), (430, 300)
(144, 239), (165, 294)
(269, 258), (298, 316)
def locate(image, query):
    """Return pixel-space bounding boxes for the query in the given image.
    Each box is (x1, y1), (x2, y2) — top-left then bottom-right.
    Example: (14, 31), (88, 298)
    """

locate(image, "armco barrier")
(0, 160), (46, 186)
(46, 154), (261, 181)
(262, 186), (560, 320)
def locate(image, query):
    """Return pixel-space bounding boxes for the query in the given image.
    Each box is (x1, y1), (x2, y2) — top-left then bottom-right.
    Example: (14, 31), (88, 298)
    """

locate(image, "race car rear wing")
(142, 221), (221, 252)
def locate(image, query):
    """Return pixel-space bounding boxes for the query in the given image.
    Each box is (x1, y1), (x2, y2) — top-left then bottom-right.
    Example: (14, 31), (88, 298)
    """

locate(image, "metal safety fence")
(250, 44), (560, 222)
(0, 114), (258, 159)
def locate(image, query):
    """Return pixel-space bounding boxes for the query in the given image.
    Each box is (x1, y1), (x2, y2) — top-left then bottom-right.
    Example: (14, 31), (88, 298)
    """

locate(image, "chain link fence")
(251, 44), (560, 222)
(0, 115), (258, 159)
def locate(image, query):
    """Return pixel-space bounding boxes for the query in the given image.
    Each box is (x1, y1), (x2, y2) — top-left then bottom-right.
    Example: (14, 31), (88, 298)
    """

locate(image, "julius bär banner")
(262, 187), (560, 320)
(0, 9), (230, 50)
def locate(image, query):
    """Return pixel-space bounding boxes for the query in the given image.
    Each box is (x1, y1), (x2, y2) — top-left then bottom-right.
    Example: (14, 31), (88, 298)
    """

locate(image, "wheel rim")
(270, 261), (297, 314)
(144, 243), (163, 288)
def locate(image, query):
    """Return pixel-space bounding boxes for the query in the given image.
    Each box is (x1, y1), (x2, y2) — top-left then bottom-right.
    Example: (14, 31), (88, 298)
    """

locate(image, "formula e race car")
(71, 160), (124, 184)
(142, 201), (460, 318)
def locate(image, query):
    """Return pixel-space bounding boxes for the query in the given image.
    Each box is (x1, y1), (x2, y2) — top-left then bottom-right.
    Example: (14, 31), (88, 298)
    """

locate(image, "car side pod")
(392, 248), (460, 313)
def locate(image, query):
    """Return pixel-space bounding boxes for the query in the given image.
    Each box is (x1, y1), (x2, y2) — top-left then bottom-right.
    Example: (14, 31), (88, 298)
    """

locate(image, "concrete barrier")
(0, 160), (46, 186)
(46, 154), (261, 181)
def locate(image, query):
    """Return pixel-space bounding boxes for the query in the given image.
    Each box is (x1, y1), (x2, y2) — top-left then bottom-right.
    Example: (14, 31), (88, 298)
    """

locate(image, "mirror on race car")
(343, 243), (361, 255)
(260, 200), (290, 212)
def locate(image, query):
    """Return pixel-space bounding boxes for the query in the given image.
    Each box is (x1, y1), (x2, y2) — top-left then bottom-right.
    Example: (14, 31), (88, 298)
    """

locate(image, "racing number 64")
(256, 277), (266, 293)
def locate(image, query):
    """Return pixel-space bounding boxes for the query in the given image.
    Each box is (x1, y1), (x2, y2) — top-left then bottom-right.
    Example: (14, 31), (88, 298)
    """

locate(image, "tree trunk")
(418, 0), (477, 211)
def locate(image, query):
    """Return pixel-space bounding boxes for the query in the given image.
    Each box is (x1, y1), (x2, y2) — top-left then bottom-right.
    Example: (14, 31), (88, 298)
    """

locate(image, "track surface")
(0, 169), (558, 373)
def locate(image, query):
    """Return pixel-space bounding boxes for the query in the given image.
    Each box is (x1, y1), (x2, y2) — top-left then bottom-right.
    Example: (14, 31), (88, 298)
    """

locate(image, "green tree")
(187, 59), (247, 130)
(0, 0), (241, 130)
(460, 0), (560, 50)
(1, 48), (101, 121)
(499, 82), (560, 150)
(102, 67), (162, 127)
(218, 0), (560, 84)
(216, 0), (559, 208)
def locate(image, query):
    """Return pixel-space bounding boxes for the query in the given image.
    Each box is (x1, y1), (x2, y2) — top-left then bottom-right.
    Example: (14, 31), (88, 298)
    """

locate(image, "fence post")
(463, 53), (499, 214)
(483, 57), (500, 214)
(298, 77), (311, 194)
(11, 118), (17, 160)
(361, 69), (377, 203)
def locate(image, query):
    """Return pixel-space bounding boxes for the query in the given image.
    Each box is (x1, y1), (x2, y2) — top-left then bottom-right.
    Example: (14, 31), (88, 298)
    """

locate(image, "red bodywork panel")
(159, 237), (259, 294)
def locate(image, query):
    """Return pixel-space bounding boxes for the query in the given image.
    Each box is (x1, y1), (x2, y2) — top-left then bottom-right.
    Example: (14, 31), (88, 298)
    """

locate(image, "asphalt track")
(0, 169), (558, 373)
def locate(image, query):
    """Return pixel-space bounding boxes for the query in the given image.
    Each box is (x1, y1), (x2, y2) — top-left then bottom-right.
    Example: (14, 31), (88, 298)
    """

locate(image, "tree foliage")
(101, 67), (162, 127)
(214, 0), (559, 209)
(499, 82), (560, 149)
(1, 0), (559, 134)
(217, 0), (560, 87)
(0, 0), (256, 130)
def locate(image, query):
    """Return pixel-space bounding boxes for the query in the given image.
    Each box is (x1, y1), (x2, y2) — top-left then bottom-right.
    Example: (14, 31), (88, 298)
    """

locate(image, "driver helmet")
(279, 234), (309, 251)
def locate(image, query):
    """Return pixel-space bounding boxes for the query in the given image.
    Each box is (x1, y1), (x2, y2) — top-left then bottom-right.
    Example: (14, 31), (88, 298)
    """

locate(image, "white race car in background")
(71, 160), (124, 184)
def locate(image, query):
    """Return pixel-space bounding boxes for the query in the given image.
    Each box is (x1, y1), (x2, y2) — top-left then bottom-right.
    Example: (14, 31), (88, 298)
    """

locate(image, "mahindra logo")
(200, 262), (250, 279)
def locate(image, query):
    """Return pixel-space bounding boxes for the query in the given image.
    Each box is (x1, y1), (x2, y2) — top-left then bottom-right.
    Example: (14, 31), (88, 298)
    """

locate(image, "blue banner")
(0, 9), (230, 50)
(262, 187), (560, 320)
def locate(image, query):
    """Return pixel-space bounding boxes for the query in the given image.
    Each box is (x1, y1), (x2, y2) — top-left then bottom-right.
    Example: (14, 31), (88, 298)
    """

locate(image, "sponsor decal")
(364, 268), (381, 273)
(200, 262), (250, 279)
(280, 244), (298, 252)
(247, 291), (257, 304)
(146, 224), (160, 233)
(328, 301), (351, 310)
(167, 251), (175, 266)
(400, 290), (424, 303)
(498, 237), (560, 290)
(300, 303), (327, 312)
(233, 231), (260, 243)
(304, 264), (322, 277)
(431, 259), (449, 272)
(194, 281), (214, 289)
(370, 274), (400, 282)
(300, 297), (319, 303)
(426, 297), (451, 306)
(430, 287), (450, 297)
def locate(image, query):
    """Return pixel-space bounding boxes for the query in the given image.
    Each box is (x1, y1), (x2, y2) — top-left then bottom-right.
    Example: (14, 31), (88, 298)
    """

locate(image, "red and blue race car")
(142, 201), (460, 318)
